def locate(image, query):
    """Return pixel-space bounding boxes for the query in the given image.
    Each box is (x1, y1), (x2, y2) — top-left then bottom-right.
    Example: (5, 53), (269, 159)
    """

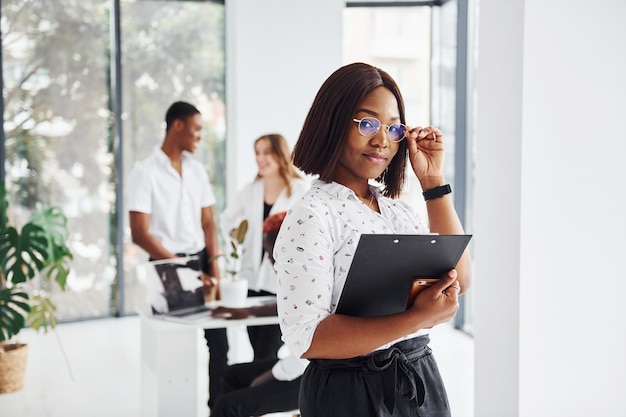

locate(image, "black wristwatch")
(422, 184), (452, 201)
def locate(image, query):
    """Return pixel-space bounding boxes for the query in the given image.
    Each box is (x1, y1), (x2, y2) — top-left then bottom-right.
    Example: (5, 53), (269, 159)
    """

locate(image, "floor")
(0, 315), (474, 417)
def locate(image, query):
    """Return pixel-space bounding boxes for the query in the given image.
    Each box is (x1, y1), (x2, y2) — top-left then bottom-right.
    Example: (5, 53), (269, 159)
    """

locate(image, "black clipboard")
(335, 234), (472, 317)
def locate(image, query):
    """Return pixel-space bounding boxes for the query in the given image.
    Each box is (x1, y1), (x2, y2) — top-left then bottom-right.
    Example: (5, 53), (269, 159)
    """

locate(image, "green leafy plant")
(0, 183), (73, 342)
(211, 219), (248, 279)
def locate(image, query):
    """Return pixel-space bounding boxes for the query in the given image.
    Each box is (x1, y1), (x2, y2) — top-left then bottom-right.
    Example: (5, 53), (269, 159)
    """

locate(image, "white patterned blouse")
(274, 179), (431, 358)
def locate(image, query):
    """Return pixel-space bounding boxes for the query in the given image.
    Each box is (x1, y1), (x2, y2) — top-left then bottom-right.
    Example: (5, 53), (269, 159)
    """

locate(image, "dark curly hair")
(165, 101), (200, 132)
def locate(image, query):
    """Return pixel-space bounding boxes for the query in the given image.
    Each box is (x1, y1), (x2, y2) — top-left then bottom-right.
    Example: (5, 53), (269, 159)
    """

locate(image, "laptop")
(145, 256), (214, 318)
(335, 234), (472, 317)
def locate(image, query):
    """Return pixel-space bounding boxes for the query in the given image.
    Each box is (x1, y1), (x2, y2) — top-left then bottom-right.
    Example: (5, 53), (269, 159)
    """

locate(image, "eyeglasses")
(352, 117), (407, 143)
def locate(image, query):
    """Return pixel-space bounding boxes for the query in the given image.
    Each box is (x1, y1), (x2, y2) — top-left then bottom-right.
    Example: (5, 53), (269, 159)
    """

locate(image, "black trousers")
(205, 327), (229, 410)
(299, 336), (450, 417)
(210, 358), (301, 417)
(247, 289), (284, 360)
(195, 249), (230, 410)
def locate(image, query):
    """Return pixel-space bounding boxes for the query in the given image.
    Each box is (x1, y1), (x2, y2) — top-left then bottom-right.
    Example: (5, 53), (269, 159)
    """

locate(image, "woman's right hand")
(408, 269), (460, 329)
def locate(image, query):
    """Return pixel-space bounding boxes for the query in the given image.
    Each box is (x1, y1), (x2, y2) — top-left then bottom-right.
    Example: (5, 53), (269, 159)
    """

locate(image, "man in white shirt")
(127, 101), (227, 411)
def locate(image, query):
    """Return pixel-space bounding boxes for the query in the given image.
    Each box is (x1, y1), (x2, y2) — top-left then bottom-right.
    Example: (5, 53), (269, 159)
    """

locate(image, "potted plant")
(224, 219), (248, 279)
(213, 219), (249, 307)
(0, 183), (73, 393)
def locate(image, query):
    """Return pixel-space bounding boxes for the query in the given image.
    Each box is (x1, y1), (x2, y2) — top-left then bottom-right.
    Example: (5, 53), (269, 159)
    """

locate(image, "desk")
(139, 298), (279, 417)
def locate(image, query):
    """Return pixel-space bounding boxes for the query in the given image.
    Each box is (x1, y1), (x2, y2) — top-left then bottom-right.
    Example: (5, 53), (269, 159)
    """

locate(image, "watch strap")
(422, 184), (452, 201)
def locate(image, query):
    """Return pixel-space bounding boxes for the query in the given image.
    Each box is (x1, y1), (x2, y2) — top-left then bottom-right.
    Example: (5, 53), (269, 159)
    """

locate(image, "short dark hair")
(292, 62), (408, 198)
(165, 101), (200, 131)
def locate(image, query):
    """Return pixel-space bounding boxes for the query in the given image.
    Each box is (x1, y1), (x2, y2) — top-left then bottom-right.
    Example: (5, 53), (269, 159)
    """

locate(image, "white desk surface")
(139, 296), (279, 329)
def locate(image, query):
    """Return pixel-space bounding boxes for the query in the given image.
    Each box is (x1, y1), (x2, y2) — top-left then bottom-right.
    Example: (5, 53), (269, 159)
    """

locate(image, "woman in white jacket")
(220, 133), (310, 360)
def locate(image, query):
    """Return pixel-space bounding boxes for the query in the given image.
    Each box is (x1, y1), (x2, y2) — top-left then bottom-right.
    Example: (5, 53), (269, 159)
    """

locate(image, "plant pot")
(0, 342), (28, 394)
(220, 278), (248, 308)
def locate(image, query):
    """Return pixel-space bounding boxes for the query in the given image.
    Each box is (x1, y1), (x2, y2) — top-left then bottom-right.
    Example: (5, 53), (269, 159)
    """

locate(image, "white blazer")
(220, 177), (310, 292)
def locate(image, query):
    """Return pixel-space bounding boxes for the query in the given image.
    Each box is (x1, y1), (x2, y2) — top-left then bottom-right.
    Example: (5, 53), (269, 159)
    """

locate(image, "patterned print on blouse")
(274, 179), (428, 358)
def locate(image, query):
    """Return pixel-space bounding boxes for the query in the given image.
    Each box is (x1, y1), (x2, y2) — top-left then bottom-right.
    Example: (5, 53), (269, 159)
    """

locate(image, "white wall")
(225, 0), (343, 202)
(473, 1), (626, 416)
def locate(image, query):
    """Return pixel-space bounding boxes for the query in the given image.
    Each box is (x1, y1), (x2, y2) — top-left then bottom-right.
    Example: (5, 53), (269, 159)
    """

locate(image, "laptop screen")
(145, 256), (207, 315)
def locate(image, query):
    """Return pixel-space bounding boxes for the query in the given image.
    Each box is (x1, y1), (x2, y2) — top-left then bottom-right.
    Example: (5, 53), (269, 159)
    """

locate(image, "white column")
(473, 1), (626, 416)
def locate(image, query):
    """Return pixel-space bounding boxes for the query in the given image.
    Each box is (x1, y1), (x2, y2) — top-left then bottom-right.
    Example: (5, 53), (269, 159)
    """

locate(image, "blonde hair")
(254, 134), (302, 197)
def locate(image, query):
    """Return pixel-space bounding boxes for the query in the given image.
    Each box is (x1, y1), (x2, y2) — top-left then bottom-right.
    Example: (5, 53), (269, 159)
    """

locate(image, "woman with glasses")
(274, 62), (472, 417)
(220, 133), (309, 361)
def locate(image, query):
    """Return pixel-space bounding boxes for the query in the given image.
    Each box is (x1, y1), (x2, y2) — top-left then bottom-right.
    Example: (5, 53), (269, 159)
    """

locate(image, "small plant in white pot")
(0, 183), (73, 393)
(213, 219), (248, 307)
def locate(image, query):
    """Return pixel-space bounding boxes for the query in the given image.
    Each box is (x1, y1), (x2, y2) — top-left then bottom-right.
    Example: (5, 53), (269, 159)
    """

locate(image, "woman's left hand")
(406, 125), (445, 184)
(250, 370), (276, 387)
(211, 306), (252, 320)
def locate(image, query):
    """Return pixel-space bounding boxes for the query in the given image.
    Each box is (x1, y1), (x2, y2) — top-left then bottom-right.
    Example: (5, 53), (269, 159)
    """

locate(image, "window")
(2, 0), (115, 319)
(0, 0), (226, 320)
(120, 0), (226, 315)
(344, 5), (433, 218)
(344, 1), (473, 333)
